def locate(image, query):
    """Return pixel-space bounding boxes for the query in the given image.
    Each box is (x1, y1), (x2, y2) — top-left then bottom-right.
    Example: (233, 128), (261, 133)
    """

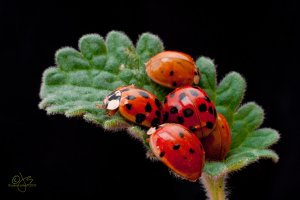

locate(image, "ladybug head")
(193, 68), (201, 85)
(103, 90), (122, 111)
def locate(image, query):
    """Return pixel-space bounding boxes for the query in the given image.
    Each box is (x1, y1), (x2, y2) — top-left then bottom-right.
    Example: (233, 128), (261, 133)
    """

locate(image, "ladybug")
(163, 86), (217, 138)
(145, 51), (201, 88)
(102, 85), (163, 127)
(147, 123), (205, 182)
(201, 113), (231, 161)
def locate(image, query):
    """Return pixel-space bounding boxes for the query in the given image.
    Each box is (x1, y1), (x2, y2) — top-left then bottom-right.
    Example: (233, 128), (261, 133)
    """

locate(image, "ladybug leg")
(97, 102), (118, 116)
(106, 109), (118, 117)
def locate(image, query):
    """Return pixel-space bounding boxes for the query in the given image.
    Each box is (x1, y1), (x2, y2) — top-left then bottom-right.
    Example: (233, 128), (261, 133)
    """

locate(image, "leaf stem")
(201, 173), (227, 200)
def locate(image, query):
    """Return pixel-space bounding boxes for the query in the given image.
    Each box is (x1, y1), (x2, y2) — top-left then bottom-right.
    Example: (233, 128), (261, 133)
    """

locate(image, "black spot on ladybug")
(120, 88), (130, 92)
(151, 118), (160, 127)
(183, 108), (194, 117)
(208, 106), (214, 115)
(189, 148), (195, 154)
(214, 108), (217, 118)
(169, 93), (175, 98)
(155, 110), (161, 118)
(155, 98), (162, 109)
(205, 96), (211, 102)
(198, 103), (207, 112)
(126, 95), (136, 100)
(172, 82), (177, 87)
(163, 112), (169, 122)
(206, 121), (214, 129)
(125, 104), (132, 110)
(179, 132), (184, 138)
(135, 113), (146, 124)
(190, 90), (199, 97)
(173, 144), (181, 150)
(170, 106), (178, 114)
(190, 126), (197, 132)
(164, 98), (168, 104)
(159, 152), (165, 157)
(177, 116), (184, 124)
(179, 93), (186, 100)
(169, 70), (174, 76)
(139, 91), (149, 98)
(145, 102), (152, 112)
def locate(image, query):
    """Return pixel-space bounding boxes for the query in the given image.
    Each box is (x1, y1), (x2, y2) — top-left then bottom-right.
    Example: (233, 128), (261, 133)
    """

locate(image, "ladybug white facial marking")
(147, 127), (157, 135)
(105, 90), (121, 110)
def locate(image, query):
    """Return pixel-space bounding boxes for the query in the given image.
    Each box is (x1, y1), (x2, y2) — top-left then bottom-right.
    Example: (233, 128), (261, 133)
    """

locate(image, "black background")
(1, 0), (299, 199)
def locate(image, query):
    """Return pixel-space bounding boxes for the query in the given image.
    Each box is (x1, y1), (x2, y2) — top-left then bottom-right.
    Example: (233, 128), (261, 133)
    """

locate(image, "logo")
(8, 172), (37, 192)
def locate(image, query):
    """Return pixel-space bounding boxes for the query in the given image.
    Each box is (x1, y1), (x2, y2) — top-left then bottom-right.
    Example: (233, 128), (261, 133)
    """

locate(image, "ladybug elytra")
(102, 85), (163, 128)
(201, 113), (231, 161)
(146, 51), (200, 88)
(148, 123), (205, 182)
(163, 86), (217, 138)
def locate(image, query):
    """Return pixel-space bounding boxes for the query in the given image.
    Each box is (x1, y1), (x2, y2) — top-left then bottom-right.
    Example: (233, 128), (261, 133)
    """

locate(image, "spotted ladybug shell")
(201, 113), (231, 161)
(148, 123), (205, 182)
(163, 86), (217, 138)
(103, 85), (163, 127)
(146, 51), (200, 88)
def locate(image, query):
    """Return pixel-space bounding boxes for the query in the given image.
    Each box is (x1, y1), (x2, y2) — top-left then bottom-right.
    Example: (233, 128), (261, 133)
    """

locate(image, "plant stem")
(201, 173), (227, 200)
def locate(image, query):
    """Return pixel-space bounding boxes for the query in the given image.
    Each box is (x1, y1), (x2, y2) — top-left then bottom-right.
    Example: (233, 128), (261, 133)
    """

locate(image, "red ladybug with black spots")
(163, 86), (217, 138)
(102, 85), (163, 127)
(147, 123), (205, 182)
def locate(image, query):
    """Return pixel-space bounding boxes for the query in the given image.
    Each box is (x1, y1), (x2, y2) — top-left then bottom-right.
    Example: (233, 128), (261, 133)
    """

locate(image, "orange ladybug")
(102, 85), (163, 127)
(145, 51), (201, 88)
(201, 113), (231, 161)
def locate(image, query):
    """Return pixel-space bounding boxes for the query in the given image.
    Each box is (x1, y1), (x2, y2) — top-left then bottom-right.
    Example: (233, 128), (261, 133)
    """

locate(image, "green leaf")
(231, 102), (265, 149)
(216, 72), (246, 127)
(199, 64), (279, 177)
(204, 127), (280, 176)
(197, 59), (246, 127)
(39, 31), (168, 142)
(39, 31), (280, 179)
(136, 32), (164, 66)
(241, 128), (280, 149)
(197, 57), (217, 102)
